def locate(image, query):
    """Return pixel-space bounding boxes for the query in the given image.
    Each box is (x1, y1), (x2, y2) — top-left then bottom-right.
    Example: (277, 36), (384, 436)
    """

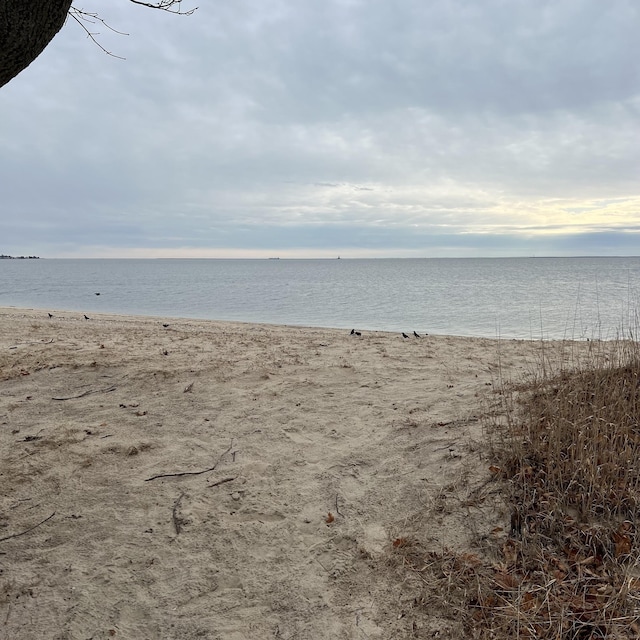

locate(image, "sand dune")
(1, 307), (548, 639)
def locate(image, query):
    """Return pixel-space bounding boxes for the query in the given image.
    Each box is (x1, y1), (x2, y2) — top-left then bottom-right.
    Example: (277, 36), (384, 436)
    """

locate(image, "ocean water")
(1, 257), (639, 339)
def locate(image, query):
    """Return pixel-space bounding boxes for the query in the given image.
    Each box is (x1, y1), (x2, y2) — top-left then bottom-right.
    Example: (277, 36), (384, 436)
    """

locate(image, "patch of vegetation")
(403, 339), (640, 638)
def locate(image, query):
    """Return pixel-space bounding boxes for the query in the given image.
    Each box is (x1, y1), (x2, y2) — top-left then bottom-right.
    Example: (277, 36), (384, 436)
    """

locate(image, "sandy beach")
(1, 306), (550, 639)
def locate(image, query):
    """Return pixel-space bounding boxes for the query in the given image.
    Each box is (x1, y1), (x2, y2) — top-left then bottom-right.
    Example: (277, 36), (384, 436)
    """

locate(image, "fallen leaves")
(613, 521), (633, 558)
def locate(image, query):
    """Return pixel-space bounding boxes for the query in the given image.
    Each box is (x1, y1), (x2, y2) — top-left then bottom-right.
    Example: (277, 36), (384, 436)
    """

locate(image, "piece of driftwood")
(0, 512), (56, 543)
(145, 441), (234, 482)
(52, 385), (116, 401)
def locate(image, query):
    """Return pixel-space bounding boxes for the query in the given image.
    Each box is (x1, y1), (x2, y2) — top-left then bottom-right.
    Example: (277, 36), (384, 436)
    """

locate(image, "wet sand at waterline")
(0, 306), (573, 639)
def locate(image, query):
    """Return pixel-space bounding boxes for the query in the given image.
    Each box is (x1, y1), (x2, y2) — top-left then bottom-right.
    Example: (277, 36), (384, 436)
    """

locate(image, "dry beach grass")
(396, 336), (640, 638)
(1, 307), (637, 639)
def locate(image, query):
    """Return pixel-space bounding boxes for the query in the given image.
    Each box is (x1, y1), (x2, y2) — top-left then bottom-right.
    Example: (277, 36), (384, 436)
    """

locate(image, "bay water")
(1, 257), (639, 339)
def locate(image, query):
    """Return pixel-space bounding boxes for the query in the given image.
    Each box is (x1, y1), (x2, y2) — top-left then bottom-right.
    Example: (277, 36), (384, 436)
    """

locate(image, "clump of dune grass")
(478, 337), (640, 638)
(399, 337), (640, 639)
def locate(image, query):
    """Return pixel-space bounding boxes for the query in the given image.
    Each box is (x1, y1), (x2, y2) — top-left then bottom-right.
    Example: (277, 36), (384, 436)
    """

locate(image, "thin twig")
(172, 493), (185, 534)
(52, 385), (116, 400)
(0, 512), (56, 543)
(434, 442), (458, 451)
(145, 440), (234, 481)
(208, 477), (236, 488)
(8, 338), (54, 349)
(68, 9), (128, 59)
(128, 0), (197, 15)
(335, 494), (343, 517)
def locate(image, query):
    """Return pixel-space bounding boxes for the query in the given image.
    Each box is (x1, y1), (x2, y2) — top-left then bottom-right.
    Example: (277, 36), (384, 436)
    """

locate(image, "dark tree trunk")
(0, 0), (73, 88)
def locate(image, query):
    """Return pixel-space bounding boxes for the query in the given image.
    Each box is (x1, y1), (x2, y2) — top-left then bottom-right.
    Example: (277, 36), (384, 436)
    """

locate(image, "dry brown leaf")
(501, 540), (518, 566)
(612, 531), (632, 557)
(325, 512), (334, 524)
(456, 552), (482, 568)
(493, 569), (520, 589)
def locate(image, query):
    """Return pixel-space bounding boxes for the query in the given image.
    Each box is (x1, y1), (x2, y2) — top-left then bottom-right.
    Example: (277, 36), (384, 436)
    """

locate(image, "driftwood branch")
(52, 385), (116, 401)
(0, 512), (56, 543)
(145, 440), (234, 482)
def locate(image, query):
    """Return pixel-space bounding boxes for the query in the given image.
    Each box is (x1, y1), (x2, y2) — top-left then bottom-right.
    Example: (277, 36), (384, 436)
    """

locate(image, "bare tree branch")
(69, 0), (198, 60)
(67, 1), (197, 58)
(68, 9), (128, 59)
(128, 0), (197, 15)
(0, 0), (197, 89)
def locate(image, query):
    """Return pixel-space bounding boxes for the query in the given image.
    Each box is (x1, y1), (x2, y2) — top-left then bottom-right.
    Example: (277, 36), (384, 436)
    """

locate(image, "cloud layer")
(1, 0), (639, 257)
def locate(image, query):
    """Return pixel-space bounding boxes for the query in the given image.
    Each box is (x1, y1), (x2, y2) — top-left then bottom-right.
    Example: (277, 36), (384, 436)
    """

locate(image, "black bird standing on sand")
(48, 313), (53, 319)
(355, 331), (361, 336)
(402, 332), (409, 339)
(350, 329), (355, 335)
(413, 331), (421, 338)
(84, 314), (90, 320)
(162, 323), (170, 328)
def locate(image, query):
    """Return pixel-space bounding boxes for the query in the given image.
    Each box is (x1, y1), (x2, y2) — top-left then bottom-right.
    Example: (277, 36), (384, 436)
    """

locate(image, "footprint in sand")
(282, 427), (314, 444)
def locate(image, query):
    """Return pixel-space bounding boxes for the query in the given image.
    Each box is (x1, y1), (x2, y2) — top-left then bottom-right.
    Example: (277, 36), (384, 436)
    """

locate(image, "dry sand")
(0, 306), (547, 639)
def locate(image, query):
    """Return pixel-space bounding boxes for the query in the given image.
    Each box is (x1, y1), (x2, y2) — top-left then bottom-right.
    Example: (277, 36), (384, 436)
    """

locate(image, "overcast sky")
(1, 0), (639, 258)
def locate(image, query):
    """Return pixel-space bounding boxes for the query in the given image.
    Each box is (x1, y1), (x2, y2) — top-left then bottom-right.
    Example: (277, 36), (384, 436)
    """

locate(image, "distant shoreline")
(0, 254), (39, 259)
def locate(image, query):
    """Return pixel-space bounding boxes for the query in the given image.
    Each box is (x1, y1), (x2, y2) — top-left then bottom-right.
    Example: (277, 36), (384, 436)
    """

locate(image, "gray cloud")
(1, 0), (639, 257)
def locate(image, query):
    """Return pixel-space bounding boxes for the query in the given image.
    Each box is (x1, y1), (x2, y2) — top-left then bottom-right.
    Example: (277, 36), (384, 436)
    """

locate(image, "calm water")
(1, 257), (639, 339)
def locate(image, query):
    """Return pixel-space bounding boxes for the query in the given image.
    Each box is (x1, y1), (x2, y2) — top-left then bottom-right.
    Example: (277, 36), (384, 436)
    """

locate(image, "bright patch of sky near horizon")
(1, 0), (639, 258)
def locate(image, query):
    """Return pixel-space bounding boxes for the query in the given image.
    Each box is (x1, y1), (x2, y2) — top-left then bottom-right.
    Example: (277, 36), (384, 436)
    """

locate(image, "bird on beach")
(48, 313), (53, 319)
(355, 331), (361, 336)
(350, 329), (355, 335)
(402, 332), (409, 339)
(162, 323), (169, 328)
(413, 331), (421, 338)
(95, 292), (100, 296)
(84, 314), (91, 320)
